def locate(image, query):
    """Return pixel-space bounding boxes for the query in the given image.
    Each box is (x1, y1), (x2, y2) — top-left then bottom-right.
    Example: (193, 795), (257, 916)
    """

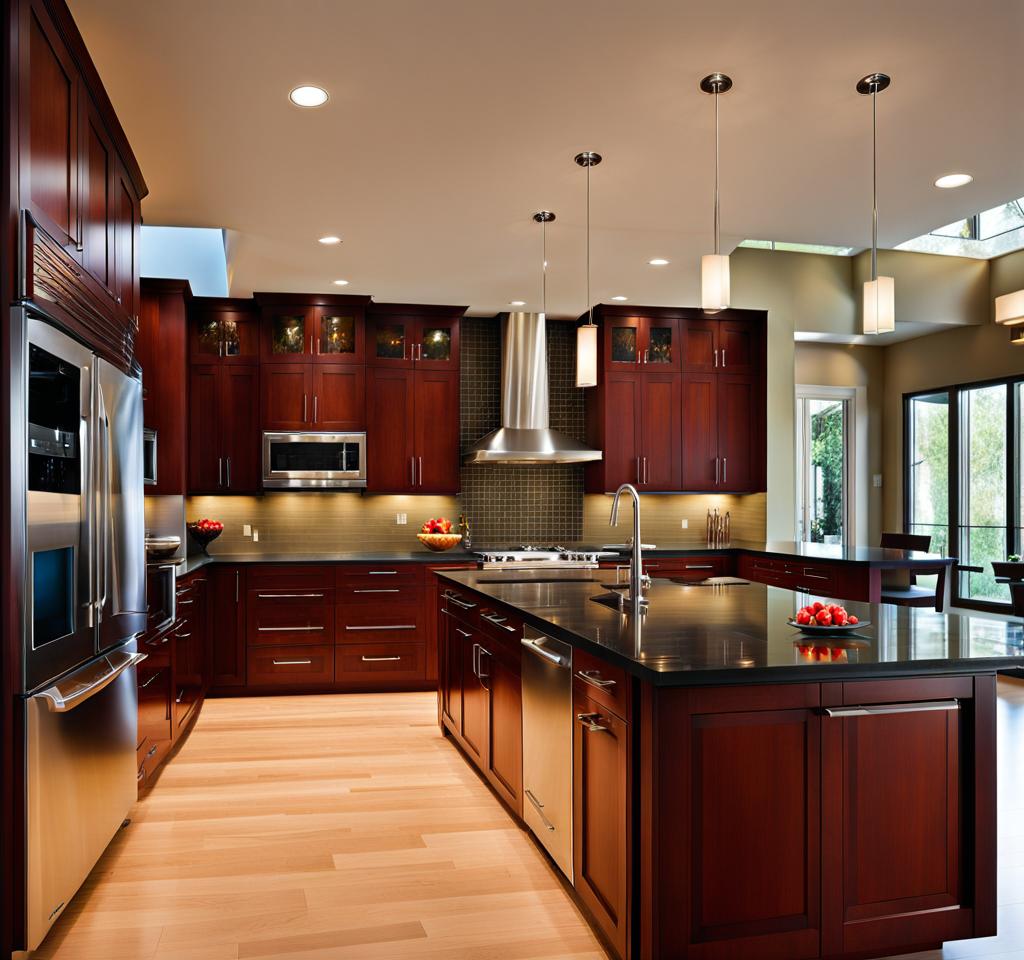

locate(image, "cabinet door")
(441, 609), (463, 731)
(602, 373), (642, 490)
(603, 316), (642, 370)
(262, 363), (311, 431)
(263, 307), (312, 362)
(480, 641), (522, 814)
(191, 308), (261, 364)
(414, 316), (460, 370)
(414, 371), (460, 493)
(366, 367), (416, 492)
(682, 318), (719, 373)
(459, 630), (487, 764)
(822, 681), (974, 956)
(681, 374), (718, 491)
(113, 161), (139, 322)
(221, 365), (261, 493)
(209, 566), (246, 687)
(573, 689), (630, 960)
(640, 372), (681, 490)
(717, 375), (756, 492)
(314, 308), (363, 364)
(188, 366), (222, 492)
(21, 0), (80, 252)
(80, 96), (113, 291)
(719, 318), (758, 375)
(367, 315), (415, 367)
(313, 364), (365, 430)
(643, 317), (680, 371)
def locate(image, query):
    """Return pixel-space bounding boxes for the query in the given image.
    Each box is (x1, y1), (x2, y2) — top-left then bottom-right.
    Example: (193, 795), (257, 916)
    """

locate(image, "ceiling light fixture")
(859, 72), (895, 335)
(318, 235), (341, 245)
(995, 289), (1024, 326)
(509, 300), (526, 306)
(574, 151), (602, 389)
(611, 296), (628, 301)
(935, 173), (973, 189)
(289, 84), (329, 108)
(332, 279), (349, 286)
(648, 258), (670, 266)
(700, 73), (733, 312)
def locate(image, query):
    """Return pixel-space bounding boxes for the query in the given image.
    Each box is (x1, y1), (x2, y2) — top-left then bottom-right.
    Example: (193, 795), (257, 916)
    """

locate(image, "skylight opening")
(898, 196), (1024, 259)
(738, 239), (857, 257)
(140, 225), (230, 296)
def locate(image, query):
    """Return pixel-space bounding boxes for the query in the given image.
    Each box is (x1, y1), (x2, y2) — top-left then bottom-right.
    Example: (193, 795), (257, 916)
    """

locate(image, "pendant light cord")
(871, 88), (878, 282)
(541, 216), (547, 315)
(714, 88), (720, 256)
(586, 160), (592, 325)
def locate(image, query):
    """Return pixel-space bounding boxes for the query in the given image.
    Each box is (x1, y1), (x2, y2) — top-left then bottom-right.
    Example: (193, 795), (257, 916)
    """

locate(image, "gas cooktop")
(475, 546), (618, 569)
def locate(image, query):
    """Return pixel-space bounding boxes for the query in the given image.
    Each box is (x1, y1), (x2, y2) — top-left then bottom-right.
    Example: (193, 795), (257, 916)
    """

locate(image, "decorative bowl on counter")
(417, 533), (463, 552)
(187, 519), (223, 554)
(145, 535), (181, 560)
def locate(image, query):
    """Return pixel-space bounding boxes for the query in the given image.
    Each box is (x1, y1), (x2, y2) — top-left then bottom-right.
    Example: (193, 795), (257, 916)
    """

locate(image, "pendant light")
(574, 150), (602, 388)
(533, 211), (555, 324)
(700, 73), (732, 312)
(858, 72), (895, 335)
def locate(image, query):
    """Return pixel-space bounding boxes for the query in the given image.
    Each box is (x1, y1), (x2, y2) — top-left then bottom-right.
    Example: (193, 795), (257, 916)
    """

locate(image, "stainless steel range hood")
(464, 312), (602, 464)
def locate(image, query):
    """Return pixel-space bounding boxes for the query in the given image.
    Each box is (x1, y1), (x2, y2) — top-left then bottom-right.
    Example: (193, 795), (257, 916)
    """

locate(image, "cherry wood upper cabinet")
(256, 293), (371, 364)
(187, 365), (220, 492)
(413, 371), (460, 493)
(188, 364), (260, 494)
(313, 365), (365, 431)
(717, 374), (758, 491)
(718, 318), (758, 375)
(680, 374), (718, 491)
(261, 363), (312, 431)
(112, 160), (139, 321)
(313, 306), (364, 364)
(366, 367), (417, 491)
(80, 95), (113, 290)
(640, 372), (681, 491)
(189, 299), (260, 364)
(682, 318), (718, 373)
(602, 314), (680, 372)
(366, 304), (464, 370)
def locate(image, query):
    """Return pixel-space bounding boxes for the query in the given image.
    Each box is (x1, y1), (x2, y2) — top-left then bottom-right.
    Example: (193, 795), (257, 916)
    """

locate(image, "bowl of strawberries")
(187, 518), (223, 554)
(416, 517), (462, 552)
(788, 600), (869, 635)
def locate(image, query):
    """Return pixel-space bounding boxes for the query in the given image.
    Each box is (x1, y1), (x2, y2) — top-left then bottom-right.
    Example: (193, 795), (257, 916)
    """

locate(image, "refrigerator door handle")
(33, 651), (146, 713)
(96, 388), (111, 617)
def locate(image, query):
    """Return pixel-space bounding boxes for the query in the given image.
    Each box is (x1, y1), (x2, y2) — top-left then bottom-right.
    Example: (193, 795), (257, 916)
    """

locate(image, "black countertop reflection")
(439, 569), (1024, 686)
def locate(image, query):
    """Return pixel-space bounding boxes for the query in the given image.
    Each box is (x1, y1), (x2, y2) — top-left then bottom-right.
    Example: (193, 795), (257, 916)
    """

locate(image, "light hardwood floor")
(28, 679), (1024, 960)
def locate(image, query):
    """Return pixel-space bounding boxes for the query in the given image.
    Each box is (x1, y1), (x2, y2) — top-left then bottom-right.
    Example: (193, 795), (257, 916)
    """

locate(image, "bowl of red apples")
(187, 518), (223, 554)
(788, 600), (869, 635)
(416, 517), (462, 552)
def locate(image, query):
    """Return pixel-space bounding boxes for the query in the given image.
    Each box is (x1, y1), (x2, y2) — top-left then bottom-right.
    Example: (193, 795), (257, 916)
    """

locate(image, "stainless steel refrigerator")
(16, 307), (147, 950)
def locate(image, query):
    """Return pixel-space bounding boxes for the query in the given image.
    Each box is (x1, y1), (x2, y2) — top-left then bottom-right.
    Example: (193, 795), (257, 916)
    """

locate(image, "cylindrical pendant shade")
(863, 276), (895, 335)
(995, 289), (1024, 326)
(701, 254), (730, 312)
(576, 323), (598, 388)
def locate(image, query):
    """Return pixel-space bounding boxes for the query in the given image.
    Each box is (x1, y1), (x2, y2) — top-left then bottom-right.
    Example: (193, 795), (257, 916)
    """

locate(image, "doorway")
(796, 387), (854, 545)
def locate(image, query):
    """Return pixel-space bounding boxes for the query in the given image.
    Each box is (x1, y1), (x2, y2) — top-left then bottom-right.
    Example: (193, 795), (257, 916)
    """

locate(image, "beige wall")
(794, 343), (885, 545)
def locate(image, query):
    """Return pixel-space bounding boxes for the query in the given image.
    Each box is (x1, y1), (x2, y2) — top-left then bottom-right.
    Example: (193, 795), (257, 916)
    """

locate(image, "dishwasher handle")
(521, 636), (570, 668)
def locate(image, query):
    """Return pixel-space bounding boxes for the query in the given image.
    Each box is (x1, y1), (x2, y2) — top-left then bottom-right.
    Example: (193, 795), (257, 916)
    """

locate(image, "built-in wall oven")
(262, 431), (366, 489)
(143, 427), (157, 486)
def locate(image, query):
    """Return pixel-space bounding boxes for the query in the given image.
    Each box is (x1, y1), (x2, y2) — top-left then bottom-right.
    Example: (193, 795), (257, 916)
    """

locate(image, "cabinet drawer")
(335, 641), (426, 687)
(247, 644), (334, 686)
(785, 562), (837, 594)
(337, 578), (422, 605)
(248, 590), (335, 645)
(440, 585), (480, 627)
(656, 556), (730, 581)
(337, 564), (422, 587)
(247, 564), (335, 589)
(478, 603), (523, 648)
(337, 604), (421, 644)
(573, 647), (631, 720)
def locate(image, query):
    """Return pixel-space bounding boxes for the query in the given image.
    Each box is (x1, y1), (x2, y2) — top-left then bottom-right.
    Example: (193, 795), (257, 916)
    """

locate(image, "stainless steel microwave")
(262, 432), (367, 489)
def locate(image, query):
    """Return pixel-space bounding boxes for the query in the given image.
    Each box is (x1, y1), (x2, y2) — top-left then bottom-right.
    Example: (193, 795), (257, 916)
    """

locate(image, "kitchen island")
(436, 569), (1024, 960)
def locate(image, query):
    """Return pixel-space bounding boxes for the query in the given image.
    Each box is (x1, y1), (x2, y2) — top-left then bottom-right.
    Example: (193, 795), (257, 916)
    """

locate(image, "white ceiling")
(70, 0), (1024, 320)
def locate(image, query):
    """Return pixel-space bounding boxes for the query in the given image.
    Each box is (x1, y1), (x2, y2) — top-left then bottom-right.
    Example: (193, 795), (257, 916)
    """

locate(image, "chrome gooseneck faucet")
(610, 483), (649, 612)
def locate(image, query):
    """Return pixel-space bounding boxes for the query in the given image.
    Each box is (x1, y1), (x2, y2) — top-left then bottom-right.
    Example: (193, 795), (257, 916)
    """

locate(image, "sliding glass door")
(907, 391), (950, 558)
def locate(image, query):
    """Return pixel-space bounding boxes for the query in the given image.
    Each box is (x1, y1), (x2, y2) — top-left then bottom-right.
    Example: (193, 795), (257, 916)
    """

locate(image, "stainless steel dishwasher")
(520, 629), (573, 880)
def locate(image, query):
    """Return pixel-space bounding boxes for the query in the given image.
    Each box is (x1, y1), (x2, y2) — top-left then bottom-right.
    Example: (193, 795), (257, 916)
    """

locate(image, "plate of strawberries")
(788, 600), (869, 635)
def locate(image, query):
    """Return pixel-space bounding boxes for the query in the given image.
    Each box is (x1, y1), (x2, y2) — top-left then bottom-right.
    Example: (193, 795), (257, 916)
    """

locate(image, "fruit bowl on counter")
(187, 518), (223, 554)
(417, 517), (462, 552)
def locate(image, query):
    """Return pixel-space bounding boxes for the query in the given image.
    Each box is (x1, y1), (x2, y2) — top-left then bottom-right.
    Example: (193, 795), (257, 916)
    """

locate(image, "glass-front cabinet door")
(314, 309), (363, 364)
(644, 317), (679, 370)
(189, 307), (259, 363)
(368, 315), (414, 367)
(415, 317), (459, 369)
(603, 316), (642, 370)
(263, 308), (310, 361)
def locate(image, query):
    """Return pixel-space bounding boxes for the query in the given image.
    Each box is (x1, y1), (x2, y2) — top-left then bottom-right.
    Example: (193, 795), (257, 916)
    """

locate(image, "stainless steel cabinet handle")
(175, 632), (192, 639)
(576, 670), (616, 689)
(369, 570), (399, 575)
(715, 457), (720, 485)
(344, 624), (416, 631)
(577, 711), (609, 733)
(520, 637), (567, 666)
(418, 456), (423, 486)
(477, 646), (491, 681)
(472, 642), (480, 677)
(257, 592), (325, 599)
(353, 588), (401, 594)
(481, 613), (516, 633)
(257, 625), (325, 632)
(361, 655), (402, 662)
(140, 669), (165, 689)
(410, 457), (415, 486)
(443, 592), (476, 609)
(226, 457), (232, 488)
(218, 456), (224, 487)
(685, 564), (714, 570)
(636, 458), (642, 484)
(722, 348), (726, 368)
(273, 659), (312, 666)
(303, 394), (308, 423)
(455, 628), (472, 638)
(714, 348), (719, 367)
(722, 457), (727, 484)
(313, 395), (318, 424)
(146, 744), (158, 759)
(643, 456), (648, 484)
(235, 571), (240, 603)
(525, 789), (556, 831)
(824, 700), (959, 718)
(177, 598), (195, 605)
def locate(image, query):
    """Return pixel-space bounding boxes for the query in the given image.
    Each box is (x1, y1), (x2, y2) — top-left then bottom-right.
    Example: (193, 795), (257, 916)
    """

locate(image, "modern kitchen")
(4, 2), (1024, 959)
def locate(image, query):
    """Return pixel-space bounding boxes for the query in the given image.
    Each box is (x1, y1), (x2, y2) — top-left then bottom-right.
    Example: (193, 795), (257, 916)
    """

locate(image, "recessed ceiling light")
(611, 296), (628, 301)
(318, 235), (342, 245)
(509, 300), (526, 306)
(648, 258), (670, 266)
(332, 279), (349, 286)
(289, 85), (329, 108)
(934, 173), (973, 189)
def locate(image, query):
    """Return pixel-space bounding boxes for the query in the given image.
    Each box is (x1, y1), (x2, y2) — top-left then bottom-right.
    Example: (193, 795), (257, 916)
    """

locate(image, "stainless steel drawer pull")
(361, 655), (402, 662)
(146, 744), (158, 759)
(824, 700), (960, 718)
(257, 593), (325, 599)
(685, 564), (714, 570)
(455, 629), (472, 638)
(525, 789), (556, 831)
(443, 592), (476, 609)
(257, 625), (325, 632)
(175, 632), (192, 639)
(482, 613), (516, 632)
(344, 624), (416, 631)
(175, 689), (184, 704)
(576, 670), (616, 689)
(272, 659), (312, 666)
(802, 570), (830, 580)
(176, 597), (194, 604)
(353, 588), (401, 594)
(368, 570), (398, 575)
(577, 712), (609, 733)
(140, 670), (164, 689)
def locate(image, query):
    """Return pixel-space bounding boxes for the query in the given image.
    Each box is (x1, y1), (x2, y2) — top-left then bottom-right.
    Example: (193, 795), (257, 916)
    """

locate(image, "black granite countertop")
(438, 569), (1023, 686)
(180, 549), (478, 576)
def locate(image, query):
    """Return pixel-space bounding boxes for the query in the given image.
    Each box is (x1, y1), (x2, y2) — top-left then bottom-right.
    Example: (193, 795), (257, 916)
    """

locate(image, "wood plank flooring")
(27, 679), (1024, 959)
